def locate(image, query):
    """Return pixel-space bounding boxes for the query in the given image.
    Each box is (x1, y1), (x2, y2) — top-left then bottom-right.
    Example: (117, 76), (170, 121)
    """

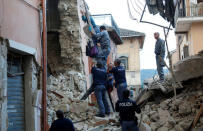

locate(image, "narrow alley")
(0, 0), (203, 131)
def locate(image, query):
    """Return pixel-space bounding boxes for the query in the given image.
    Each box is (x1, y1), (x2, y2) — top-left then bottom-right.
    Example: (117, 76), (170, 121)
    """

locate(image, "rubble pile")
(138, 77), (203, 131)
(47, 72), (120, 131)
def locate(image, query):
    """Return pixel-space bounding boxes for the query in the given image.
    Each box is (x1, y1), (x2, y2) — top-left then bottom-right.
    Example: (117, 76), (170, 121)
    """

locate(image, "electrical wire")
(129, 0), (142, 16)
(137, 0), (145, 7)
(132, 0), (144, 12)
(127, 0), (137, 20)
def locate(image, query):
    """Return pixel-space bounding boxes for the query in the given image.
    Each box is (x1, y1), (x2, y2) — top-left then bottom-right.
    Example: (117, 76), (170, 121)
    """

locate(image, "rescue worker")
(49, 110), (75, 131)
(116, 89), (141, 131)
(109, 59), (127, 100)
(92, 61), (110, 117)
(154, 32), (165, 82)
(90, 26), (111, 68)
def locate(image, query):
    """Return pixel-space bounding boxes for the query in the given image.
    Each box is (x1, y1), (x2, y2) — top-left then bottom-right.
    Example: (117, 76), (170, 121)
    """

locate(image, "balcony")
(92, 14), (123, 44)
(175, 3), (203, 33)
(92, 14), (120, 35)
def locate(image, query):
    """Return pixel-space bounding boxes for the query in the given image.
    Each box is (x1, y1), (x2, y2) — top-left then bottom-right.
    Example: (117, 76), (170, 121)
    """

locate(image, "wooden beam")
(192, 104), (203, 128)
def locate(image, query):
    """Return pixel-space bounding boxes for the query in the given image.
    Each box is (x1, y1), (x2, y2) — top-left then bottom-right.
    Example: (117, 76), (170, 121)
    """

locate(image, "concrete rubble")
(47, 72), (122, 130)
(173, 54), (203, 82)
(46, 0), (122, 130)
(137, 76), (203, 131)
(47, 0), (203, 130)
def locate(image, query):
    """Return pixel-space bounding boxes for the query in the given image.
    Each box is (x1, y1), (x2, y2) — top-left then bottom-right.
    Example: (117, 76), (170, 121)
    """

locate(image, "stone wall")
(47, 0), (85, 73)
(0, 38), (8, 131)
(47, 0), (89, 128)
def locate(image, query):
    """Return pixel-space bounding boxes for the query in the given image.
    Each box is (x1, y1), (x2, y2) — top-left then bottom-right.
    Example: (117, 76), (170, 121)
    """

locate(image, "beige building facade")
(117, 28), (145, 90)
(0, 0), (42, 130)
(173, 0), (203, 64)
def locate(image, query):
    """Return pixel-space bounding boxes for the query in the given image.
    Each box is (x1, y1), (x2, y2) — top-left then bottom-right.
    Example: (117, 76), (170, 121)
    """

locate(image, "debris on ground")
(47, 72), (121, 130)
(137, 76), (203, 131)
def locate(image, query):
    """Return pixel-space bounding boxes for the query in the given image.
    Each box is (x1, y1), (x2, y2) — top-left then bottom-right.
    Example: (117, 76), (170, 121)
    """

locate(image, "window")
(183, 45), (189, 58)
(119, 56), (128, 70)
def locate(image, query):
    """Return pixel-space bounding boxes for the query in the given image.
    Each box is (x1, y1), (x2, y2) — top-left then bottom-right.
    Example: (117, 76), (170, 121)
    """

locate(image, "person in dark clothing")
(92, 62), (110, 117)
(49, 110), (75, 131)
(109, 59), (127, 100)
(116, 89), (141, 131)
(154, 32), (165, 82)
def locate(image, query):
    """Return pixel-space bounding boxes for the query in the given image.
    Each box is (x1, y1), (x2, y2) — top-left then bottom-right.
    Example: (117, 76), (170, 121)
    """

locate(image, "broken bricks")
(139, 76), (203, 131)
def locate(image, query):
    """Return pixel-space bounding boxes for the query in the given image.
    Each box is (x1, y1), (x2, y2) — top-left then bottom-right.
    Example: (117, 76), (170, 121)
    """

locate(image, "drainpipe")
(41, 0), (47, 130)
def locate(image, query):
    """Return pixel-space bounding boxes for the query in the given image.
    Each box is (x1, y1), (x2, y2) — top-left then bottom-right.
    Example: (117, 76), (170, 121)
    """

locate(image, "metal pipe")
(41, 0), (47, 130)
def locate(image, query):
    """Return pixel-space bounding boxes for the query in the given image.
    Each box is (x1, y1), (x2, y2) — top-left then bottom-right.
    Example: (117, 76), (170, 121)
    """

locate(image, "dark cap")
(56, 110), (64, 119)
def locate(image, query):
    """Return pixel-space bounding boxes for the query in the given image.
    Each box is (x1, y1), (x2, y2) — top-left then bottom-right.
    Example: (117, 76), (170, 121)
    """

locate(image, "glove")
(89, 26), (92, 31)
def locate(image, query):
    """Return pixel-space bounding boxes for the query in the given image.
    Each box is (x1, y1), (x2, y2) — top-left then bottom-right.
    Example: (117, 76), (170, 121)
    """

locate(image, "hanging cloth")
(156, 0), (165, 18)
(146, 0), (159, 15)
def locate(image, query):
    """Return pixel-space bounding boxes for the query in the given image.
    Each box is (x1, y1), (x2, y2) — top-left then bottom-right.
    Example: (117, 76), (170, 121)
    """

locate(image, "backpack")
(86, 40), (98, 58)
(90, 45), (99, 57)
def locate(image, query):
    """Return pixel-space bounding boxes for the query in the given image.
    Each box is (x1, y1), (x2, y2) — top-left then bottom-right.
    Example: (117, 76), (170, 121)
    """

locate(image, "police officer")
(92, 61), (110, 117)
(116, 89), (141, 131)
(109, 59), (127, 100)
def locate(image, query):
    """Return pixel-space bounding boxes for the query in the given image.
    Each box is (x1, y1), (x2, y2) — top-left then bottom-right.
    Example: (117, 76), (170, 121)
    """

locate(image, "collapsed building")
(0, 0), (202, 130)
(46, 0), (124, 130)
(136, 52), (203, 131)
(0, 0), (123, 130)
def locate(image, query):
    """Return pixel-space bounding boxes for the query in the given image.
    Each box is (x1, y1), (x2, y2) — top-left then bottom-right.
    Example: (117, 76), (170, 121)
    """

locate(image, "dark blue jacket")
(92, 67), (107, 85)
(116, 98), (141, 121)
(155, 38), (165, 57)
(107, 73), (114, 88)
(110, 66), (126, 85)
(49, 118), (75, 131)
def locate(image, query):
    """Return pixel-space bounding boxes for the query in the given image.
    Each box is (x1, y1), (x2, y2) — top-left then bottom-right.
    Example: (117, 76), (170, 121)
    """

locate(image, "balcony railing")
(91, 14), (120, 35)
(175, 4), (203, 24)
(180, 5), (203, 17)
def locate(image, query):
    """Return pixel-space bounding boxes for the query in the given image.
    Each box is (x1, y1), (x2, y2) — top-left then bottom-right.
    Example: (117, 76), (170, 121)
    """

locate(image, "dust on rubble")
(47, 73), (121, 131)
(137, 76), (203, 131)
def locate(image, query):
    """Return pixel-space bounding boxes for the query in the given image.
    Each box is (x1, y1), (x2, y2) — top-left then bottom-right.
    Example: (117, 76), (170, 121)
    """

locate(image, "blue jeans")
(94, 26), (100, 34)
(156, 55), (165, 81)
(94, 85), (110, 115)
(122, 121), (139, 131)
(96, 47), (111, 69)
(116, 82), (127, 100)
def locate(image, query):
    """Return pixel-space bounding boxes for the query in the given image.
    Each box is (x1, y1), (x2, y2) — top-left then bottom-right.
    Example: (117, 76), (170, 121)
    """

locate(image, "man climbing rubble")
(109, 59), (127, 100)
(91, 61), (110, 118)
(116, 89), (141, 131)
(90, 25), (111, 68)
(154, 32), (165, 82)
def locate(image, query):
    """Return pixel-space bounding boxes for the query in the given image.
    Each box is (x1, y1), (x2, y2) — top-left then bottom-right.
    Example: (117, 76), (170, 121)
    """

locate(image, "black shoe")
(105, 112), (110, 116)
(95, 114), (105, 118)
